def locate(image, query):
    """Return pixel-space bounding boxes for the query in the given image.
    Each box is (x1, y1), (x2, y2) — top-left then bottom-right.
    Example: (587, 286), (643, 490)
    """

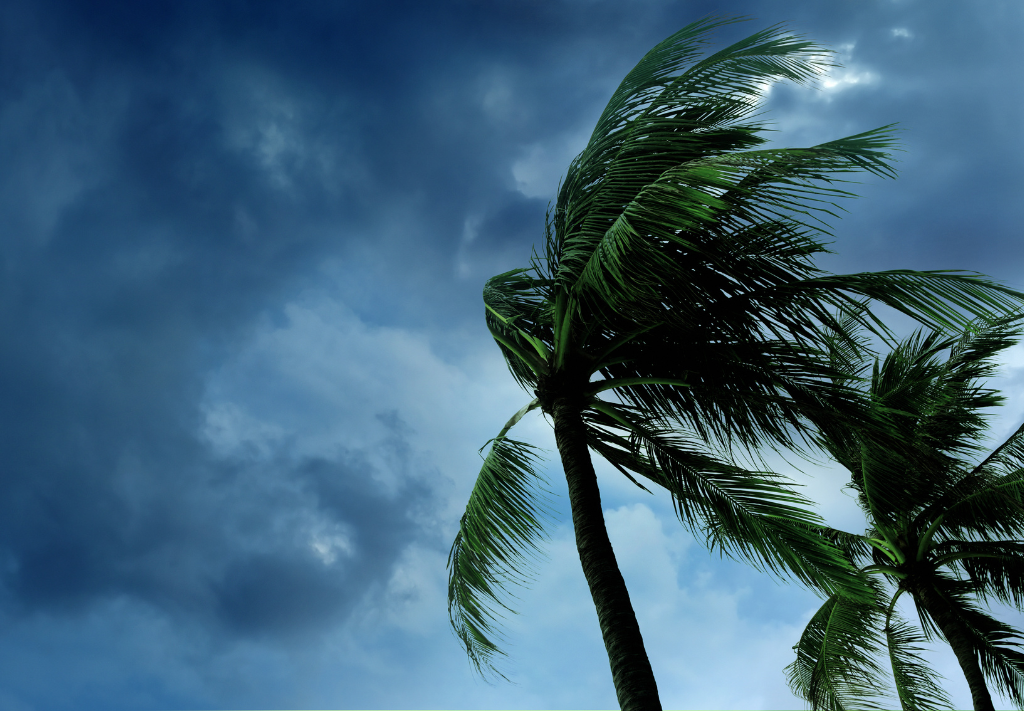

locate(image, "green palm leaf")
(584, 402), (874, 603)
(932, 539), (1024, 609)
(483, 269), (554, 389)
(884, 611), (954, 711)
(791, 272), (1023, 336)
(928, 467), (1024, 543)
(811, 526), (876, 570)
(975, 421), (1024, 479)
(447, 434), (553, 679)
(593, 323), (876, 458)
(785, 583), (893, 710)
(567, 137), (904, 328)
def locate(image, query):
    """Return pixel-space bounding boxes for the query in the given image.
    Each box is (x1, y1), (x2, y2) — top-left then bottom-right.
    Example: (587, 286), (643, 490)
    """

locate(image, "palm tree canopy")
(787, 315), (1024, 710)
(450, 16), (1024, 679)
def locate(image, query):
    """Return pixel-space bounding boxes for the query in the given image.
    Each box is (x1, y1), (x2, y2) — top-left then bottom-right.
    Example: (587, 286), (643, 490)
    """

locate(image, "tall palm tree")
(786, 315), (1024, 711)
(448, 17), (1024, 710)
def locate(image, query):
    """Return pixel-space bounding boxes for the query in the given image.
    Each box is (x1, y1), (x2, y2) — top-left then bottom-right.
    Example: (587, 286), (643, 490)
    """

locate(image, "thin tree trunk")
(913, 584), (994, 711)
(551, 395), (662, 711)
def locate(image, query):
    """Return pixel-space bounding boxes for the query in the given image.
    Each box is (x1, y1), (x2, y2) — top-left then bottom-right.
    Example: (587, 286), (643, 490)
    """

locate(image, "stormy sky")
(2, 1), (1024, 709)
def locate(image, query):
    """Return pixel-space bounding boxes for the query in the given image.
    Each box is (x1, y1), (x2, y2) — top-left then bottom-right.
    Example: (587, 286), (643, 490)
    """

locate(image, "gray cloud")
(2, 1), (1024, 708)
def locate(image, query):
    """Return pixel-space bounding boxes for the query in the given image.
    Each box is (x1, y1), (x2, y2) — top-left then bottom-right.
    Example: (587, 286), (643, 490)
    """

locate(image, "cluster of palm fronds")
(785, 314), (1024, 711)
(446, 16), (1024, 711)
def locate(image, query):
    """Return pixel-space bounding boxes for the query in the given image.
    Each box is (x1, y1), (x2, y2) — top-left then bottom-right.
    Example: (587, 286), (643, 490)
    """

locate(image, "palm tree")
(786, 315), (1024, 711)
(448, 17), (1024, 710)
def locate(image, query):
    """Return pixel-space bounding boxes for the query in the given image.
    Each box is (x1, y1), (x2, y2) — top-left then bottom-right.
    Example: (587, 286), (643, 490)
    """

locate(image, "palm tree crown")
(448, 16), (1024, 709)
(787, 315), (1024, 711)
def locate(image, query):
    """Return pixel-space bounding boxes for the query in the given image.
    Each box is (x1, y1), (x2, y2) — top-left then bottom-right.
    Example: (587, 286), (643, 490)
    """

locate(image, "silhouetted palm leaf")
(448, 433), (552, 678)
(885, 612), (954, 711)
(785, 579), (893, 710)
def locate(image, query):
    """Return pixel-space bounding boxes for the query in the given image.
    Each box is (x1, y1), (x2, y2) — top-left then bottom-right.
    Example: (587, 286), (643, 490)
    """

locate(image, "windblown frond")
(483, 269), (555, 390)
(884, 612), (954, 711)
(820, 297), (876, 386)
(792, 271), (1024, 337)
(785, 583), (893, 710)
(593, 323), (875, 458)
(565, 137), (906, 329)
(556, 31), (1021, 362)
(555, 20), (833, 286)
(974, 419), (1024, 479)
(931, 539), (1024, 609)
(827, 316), (1024, 537)
(448, 436), (553, 679)
(969, 614), (1024, 708)
(583, 403), (874, 603)
(810, 526), (875, 570)
(928, 466), (1024, 543)
(852, 329), (959, 524)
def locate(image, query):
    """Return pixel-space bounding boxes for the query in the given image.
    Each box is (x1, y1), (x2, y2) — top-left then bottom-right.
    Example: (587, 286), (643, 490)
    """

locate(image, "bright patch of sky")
(511, 128), (591, 199)
(818, 42), (880, 96)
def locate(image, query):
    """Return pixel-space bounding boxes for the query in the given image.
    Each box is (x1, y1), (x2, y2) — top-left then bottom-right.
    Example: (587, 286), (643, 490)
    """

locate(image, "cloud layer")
(2, 1), (1024, 708)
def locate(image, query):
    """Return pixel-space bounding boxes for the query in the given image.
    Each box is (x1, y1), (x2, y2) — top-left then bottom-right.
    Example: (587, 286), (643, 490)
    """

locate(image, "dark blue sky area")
(2, 2), (1023, 709)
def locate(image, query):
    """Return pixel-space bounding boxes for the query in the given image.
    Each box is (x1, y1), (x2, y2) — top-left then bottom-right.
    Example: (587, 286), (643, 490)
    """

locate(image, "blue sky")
(3, 1), (1024, 709)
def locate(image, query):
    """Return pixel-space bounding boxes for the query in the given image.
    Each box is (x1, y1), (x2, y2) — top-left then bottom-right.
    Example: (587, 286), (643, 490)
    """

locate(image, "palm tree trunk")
(551, 395), (662, 711)
(913, 584), (994, 711)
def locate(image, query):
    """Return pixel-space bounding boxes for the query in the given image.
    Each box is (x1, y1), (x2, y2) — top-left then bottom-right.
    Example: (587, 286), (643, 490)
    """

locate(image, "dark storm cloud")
(459, 192), (549, 276)
(2, 0), (1024, 708)
(0, 0), (685, 644)
(0, 0), (445, 629)
(0, 0), (444, 636)
(741, 4), (1024, 279)
(210, 453), (434, 639)
(0, 405), (434, 637)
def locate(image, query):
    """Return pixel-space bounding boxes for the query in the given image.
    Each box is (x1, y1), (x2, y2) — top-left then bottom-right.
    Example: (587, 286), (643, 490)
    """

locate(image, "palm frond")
(675, 19), (833, 95)
(565, 139), (902, 331)
(596, 325), (877, 460)
(931, 467), (1024, 543)
(809, 526), (875, 569)
(448, 435), (553, 679)
(973, 420), (1024, 480)
(483, 269), (554, 390)
(794, 270), (1024, 336)
(785, 584), (893, 710)
(589, 16), (746, 151)
(884, 611), (955, 711)
(826, 317), (1024, 542)
(555, 19), (846, 301)
(911, 315), (1022, 460)
(932, 539), (1024, 609)
(851, 329), (962, 525)
(582, 423), (657, 494)
(583, 402), (874, 603)
(553, 16), (792, 277)
(821, 297), (876, 386)
(972, 619), (1024, 708)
